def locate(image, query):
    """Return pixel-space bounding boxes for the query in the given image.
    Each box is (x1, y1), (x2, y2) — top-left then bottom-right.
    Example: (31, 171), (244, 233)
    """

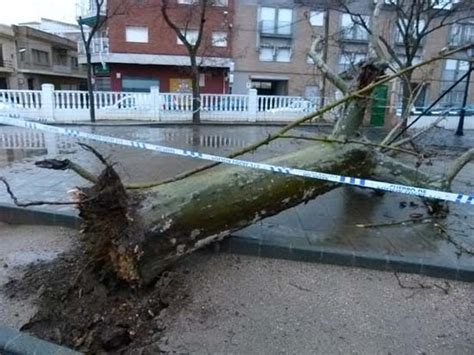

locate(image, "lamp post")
(455, 48), (474, 136)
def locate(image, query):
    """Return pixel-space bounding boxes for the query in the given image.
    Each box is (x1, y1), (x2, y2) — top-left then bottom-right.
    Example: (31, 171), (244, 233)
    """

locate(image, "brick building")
(78, 0), (473, 111)
(78, 0), (234, 93)
(231, 0), (474, 111)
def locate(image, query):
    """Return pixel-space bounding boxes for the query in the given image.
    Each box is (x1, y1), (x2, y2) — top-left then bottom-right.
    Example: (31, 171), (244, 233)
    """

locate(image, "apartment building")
(77, 0), (234, 93)
(231, 0), (474, 109)
(77, 0), (473, 109)
(19, 18), (87, 42)
(0, 25), (16, 89)
(12, 25), (87, 90)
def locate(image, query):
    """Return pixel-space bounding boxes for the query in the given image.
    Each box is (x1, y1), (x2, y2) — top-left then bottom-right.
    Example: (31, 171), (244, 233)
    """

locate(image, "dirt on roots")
(2, 247), (189, 353)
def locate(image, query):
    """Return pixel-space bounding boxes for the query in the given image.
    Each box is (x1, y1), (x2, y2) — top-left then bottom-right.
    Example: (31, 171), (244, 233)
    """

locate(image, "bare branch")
(308, 36), (348, 94)
(443, 148), (474, 188)
(0, 177), (80, 207)
(390, 115), (447, 148)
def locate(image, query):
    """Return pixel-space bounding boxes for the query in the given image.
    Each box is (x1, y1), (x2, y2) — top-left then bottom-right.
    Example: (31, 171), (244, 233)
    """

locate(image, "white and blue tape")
(0, 115), (473, 205)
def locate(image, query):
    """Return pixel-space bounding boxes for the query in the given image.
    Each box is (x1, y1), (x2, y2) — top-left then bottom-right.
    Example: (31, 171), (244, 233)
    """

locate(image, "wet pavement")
(0, 124), (473, 279)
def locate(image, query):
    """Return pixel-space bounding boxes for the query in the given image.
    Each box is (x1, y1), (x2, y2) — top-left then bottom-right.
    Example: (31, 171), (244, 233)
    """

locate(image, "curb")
(1, 203), (472, 282)
(0, 326), (81, 355)
(220, 235), (474, 283)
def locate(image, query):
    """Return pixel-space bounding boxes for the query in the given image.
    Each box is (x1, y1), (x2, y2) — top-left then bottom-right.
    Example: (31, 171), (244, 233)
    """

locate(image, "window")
(177, 0), (197, 4)
(71, 56), (79, 69)
(276, 48), (291, 62)
(53, 48), (68, 66)
(122, 76), (159, 92)
(212, 0), (228, 6)
(125, 26), (149, 43)
(32, 49), (49, 65)
(212, 32), (228, 47)
(309, 11), (324, 27)
(449, 23), (474, 46)
(339, 52), (366, 72)
(259, 47), (274, 62)
(341, 14), (369, 41)
(441, 59), (469, 105)
(395, 19), (426, 44)
(177, 30), (199, 45)
(259, 46), (292, 62)
(260, 7), (293, 36)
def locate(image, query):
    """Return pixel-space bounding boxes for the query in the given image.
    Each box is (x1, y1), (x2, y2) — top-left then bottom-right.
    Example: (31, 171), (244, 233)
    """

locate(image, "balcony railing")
(78, 37), (110, 56)
(259, 20), (292, 37)
(76, 0), (107, 22)
(0, 59), (14, 69)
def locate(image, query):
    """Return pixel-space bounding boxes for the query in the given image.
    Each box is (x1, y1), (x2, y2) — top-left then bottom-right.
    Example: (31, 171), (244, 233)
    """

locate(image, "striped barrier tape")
(0, 115), (472, 205)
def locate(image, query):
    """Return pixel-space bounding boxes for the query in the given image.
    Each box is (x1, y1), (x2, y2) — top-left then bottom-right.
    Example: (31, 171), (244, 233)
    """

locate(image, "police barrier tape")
(0, 115), (473, 205)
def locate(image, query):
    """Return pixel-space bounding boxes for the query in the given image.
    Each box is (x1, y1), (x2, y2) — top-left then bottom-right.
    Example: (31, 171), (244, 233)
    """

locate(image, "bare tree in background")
(161, 0), (229, 124)
(78, 0), (107, 123)
(333, 0), (473, 130)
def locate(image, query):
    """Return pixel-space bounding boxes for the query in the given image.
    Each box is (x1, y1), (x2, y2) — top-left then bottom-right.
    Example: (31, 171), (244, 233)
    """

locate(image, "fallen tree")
(28, 55), (470, 286)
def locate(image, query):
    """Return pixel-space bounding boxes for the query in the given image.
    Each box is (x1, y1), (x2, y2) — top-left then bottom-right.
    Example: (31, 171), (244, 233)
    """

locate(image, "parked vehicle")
(430, 104), (455, 116)
(448, 104), (474, 116)
(265, 99), (317, 114)
(395, 106), (433, 116)
(102, 95), (151, 111)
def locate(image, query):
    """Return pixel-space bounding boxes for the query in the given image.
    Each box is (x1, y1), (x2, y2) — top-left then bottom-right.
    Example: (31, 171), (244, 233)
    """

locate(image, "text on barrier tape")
(0, 115), (472, 205)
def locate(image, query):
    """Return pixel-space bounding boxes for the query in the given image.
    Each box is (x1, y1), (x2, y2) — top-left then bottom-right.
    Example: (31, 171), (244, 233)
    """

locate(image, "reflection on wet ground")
(0, 124), (473, 273)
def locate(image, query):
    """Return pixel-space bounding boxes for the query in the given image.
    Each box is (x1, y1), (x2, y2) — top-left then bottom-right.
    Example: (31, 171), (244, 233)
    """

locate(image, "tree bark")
(78, 143), (375, 285)
(190, 55), (201, 124)
(86, 50), (96, 123)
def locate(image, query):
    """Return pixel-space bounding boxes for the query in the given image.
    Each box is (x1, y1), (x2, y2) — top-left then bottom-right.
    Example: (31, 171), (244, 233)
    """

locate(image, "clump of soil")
(3, 248), (189, 353)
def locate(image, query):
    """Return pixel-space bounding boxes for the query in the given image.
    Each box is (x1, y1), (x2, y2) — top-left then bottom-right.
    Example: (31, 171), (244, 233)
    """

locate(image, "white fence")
(0, 85), (323, 123)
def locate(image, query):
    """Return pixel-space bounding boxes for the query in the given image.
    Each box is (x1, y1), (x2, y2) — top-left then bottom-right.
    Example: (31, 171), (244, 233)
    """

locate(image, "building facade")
(78, 0), (234, 93)
(77, 0), (473, 111)
(0, 25), (17, 89)
(0, 24), (87, 90)
(231, 0), (474, 110)
(13, 25), (87, 90)
(19, 18), (87, 43)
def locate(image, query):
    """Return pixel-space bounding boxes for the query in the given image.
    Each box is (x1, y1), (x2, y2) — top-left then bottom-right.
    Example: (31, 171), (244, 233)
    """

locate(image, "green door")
(370, 84), (388, 126)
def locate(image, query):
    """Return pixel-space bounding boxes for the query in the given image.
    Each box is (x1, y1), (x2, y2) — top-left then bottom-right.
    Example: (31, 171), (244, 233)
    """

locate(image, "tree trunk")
(78, 143), (375, 285)
(74, 60), (389, 285)
(190, 55), (201, 124)
(86, 51), (96, 123)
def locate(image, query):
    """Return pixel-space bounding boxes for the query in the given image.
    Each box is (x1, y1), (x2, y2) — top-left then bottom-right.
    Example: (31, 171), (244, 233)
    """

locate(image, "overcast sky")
(0, 0), (76, 25)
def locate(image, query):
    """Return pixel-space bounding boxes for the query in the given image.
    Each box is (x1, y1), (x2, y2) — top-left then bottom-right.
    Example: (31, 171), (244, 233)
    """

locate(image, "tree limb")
(390, 115), (446, 148)
(0, 177), (82, 207)
(443, 148), (474, 189)
(308, 36), (348, 94)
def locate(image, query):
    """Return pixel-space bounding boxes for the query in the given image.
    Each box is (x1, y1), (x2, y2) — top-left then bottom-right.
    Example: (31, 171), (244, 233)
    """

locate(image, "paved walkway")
(0, 124), (473, 280)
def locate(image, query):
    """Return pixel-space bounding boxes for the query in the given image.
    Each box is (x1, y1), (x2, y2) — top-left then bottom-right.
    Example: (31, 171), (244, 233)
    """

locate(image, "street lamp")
(455, 47), (474, 136)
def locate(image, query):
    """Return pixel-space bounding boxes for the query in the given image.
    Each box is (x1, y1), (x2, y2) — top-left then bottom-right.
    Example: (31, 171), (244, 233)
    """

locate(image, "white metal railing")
(78, 37), (110, 56)
(0, 131), (45, 149)
(258, 95), (318, 113)
(0, 90), (42, 109)
(54, 90), (151, 110)
(161, 93), (194, 111)
(0, 86), (331, 123)
(201, 94), (249, 112)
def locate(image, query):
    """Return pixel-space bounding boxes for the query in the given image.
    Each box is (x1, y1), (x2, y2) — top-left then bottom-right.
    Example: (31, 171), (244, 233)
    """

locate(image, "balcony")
(0, 59), (14, 72)
(76, 0), (107, 26)
(78, 37), (109, 56)
(259, 20), (292, 38)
